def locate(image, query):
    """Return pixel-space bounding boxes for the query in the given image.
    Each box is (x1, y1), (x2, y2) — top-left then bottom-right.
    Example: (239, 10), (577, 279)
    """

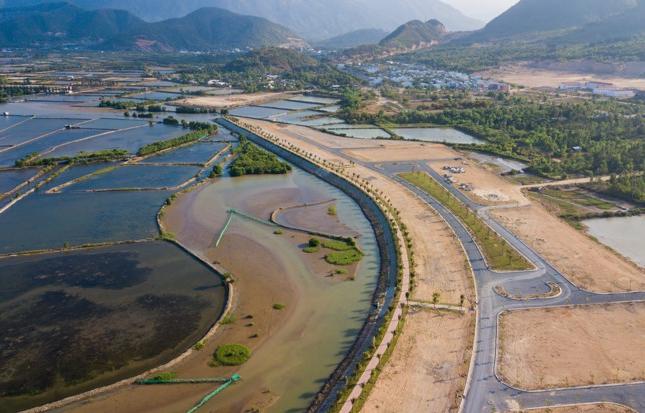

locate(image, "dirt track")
(519, 403), (636, 413)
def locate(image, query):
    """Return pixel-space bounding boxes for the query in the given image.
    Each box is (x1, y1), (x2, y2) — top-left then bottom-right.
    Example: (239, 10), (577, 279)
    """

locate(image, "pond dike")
(217, 118), (399, 412)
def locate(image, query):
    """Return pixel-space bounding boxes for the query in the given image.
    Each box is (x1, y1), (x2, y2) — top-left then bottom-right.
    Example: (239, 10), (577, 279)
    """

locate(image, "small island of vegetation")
(213, 344), (251, 366)
(229, 137), (292, 177)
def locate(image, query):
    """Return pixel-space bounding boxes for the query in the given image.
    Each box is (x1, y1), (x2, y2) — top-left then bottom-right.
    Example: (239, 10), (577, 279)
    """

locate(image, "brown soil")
(344, 143), (458, 163)
(480, 64), (645, 91)
(517, 403), (636, 413)
(427, 158), (529, 206)
(363, 309), (474, 413)
(498, 302), (645, 390)
(491, 203), (645, 292)
(172, 92), (292, 109)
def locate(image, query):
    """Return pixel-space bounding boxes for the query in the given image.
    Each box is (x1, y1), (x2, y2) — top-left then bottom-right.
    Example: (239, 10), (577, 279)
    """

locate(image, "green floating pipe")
(186, 374), (241, 413)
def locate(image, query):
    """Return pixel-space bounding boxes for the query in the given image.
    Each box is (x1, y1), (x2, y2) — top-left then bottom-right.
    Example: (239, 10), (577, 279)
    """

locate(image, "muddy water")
(165, 166), (379, 412)
(584, 215), (645, 267)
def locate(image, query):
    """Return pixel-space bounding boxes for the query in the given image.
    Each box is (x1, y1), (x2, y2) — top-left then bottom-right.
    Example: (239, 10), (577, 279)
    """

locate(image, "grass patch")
(151, 372), (176, 381)
(193, 340), (205, 351)
(220, 314), (236, 325)
(321, 239), (355, 251)
(273, 229), (283, 235)
(326, 249), (363, 266)
(303, 246), (320, 253)
(214, 344), (251, 366)
(327, 204), (337, 216)
(272, 303), (286, 310)
(400, 171), (532, 271)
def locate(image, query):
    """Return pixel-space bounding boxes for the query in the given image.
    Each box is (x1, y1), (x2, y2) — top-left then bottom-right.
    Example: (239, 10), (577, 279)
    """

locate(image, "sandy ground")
(498, 302), (645, 390)
(491, 203), (645, 292)
(516, 403), (636, 413)
(427, 159), (529, 206)
(481, 64), (645, 91)
(344, 143), (458, 163)
(172, 92), (293, 109)
(363, 309), (474, 413)
(243, 119), (475, 306)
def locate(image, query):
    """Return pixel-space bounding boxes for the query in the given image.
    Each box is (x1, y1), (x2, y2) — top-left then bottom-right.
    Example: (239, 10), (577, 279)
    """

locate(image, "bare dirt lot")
(427, 159), (529, 206)
(172, 92), (292, 109)
(517, 403), (637, 413)
(498, 302), (645, 390)
(363, 309), (474, 413)
(481, 64), (645, 91)
(491, 203), (645, 292)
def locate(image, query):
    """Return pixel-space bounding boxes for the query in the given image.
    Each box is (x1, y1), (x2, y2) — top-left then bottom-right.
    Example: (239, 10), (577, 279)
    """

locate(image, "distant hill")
(564, 1), (645, 42)
(0, 2), (143, 47)
(0, 3), (304, 50)
(380, 19), (447, 49)
(315, 29), (388, 50)
(471, 0), (639, 41)
(0, 0), (484, 40)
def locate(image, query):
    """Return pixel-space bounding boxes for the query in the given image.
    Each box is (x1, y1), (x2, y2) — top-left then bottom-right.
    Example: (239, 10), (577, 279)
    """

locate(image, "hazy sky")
(443, 0), (520, 22)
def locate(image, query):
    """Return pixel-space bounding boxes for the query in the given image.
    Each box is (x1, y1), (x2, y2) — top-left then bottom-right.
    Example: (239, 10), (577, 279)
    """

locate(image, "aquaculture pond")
(328, 128), (392, 139)
(46, 123), (186, 157)
(229, 106), (288, 119)
(127, 91), (183, 101)
(165, 163), (380, 413)
(68, 165), (201, 191)
(391, 127), (484, 145)
(79, 118), (149, 130)
(584, 215), (645, 267)
(288, 95), (340, 105)
(0, 168), (39, 194)
(0, 115), (29, 132)
(141, 141), (228, 164)
(0, 118), (88, 146)
(1, 128), (109, 167)
(258, 99), (322, 111)
(0, 241), (227, 413)
(273, 111), (346, 127)
(0, 190), (169, 254)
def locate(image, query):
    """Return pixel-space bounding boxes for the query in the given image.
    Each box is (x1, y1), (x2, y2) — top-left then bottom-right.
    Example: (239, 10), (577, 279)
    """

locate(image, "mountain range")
(0, 0), (484, 40)
(470, 0), (643, 42)
(0, 2), (304, 50)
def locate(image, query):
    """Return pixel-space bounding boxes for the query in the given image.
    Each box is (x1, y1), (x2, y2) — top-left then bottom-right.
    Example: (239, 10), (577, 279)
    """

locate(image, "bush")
(214, 344), (251, 366)
(303, 246), (319, 253)
(308, 238), (321, 247)
(272, 303), (286, 310)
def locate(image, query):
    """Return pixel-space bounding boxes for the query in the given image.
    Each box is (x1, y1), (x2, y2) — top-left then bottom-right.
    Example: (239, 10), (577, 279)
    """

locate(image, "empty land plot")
(518, 403), (636, 413)
(363, 310), (473, 413)
(498, 302), (645, 390)
(491, 204), (645, 292)
(173, 92), (291, 109)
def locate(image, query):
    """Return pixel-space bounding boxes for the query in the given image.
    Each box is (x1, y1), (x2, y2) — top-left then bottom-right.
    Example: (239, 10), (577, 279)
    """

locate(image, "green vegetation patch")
(229, 137), (291, 176)
(321, 239), (355, 251)
(137, 126), (215, 157)
(214, 344), (251, 366)
(325, 249), (363, 266)
(401, 171), (532, 271)
(272, 303), (286, 310)
(303, 246), (320, 253)
(151, 372), (177, 381)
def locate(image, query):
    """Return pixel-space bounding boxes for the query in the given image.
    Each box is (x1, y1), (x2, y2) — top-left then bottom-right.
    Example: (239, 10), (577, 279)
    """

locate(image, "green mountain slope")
(380, 19), (447, 49)
(315, 29), (388, 50)
(0, 2), (144, 46)
(0, 3), (304, 50)
(473, 0), (638, 40)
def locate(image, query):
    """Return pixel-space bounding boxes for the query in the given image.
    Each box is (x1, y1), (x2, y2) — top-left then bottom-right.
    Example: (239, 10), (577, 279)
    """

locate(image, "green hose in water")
(186, 374), (241, 413)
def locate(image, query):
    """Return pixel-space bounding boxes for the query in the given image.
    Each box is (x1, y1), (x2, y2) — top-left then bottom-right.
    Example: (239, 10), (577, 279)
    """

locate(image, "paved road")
(248, 127), (645, 412)
(376, 161), (645, 413)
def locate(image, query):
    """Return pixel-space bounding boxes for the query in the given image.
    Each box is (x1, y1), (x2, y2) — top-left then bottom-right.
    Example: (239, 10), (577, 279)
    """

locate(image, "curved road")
(377, 161), (645, 413)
